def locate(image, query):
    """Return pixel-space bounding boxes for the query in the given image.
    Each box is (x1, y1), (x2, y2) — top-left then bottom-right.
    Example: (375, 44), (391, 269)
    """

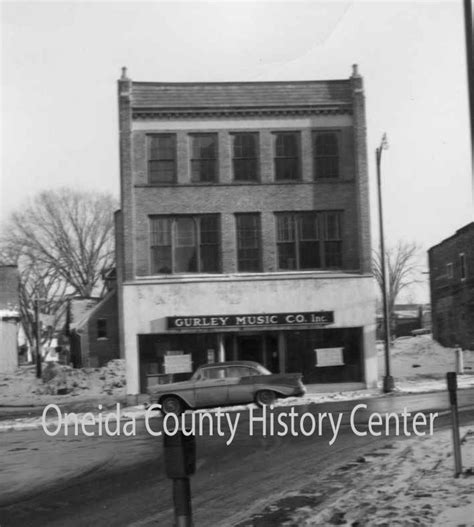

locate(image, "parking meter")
(163, 430), (196, 478)
(163, 429), (196, 526)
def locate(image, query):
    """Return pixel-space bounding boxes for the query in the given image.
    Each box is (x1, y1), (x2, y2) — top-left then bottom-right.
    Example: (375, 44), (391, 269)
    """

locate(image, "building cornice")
(132, 106), (352, 120)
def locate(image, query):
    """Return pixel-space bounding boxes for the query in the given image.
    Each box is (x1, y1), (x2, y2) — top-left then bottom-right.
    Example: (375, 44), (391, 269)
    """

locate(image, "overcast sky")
(2, 1), (473, 301)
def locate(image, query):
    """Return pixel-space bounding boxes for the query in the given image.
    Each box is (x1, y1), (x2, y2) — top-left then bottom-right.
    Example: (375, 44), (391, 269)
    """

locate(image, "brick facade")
(116, 66), (377, 396)
(429, 222), (474, 349)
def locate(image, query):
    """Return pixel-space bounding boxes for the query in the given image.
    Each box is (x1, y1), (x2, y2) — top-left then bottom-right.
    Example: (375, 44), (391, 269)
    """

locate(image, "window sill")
(126, 269), (370, 286)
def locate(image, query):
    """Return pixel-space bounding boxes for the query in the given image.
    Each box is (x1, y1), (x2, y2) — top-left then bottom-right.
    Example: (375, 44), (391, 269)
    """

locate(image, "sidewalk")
(224, 426), (474, 527)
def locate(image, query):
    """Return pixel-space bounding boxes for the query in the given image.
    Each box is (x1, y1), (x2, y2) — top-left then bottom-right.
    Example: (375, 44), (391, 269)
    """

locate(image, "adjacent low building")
(66, 291), (120, 368)
(0, 265), (20, 373)
(429, 222), (474, 349)
(116, 65), (377, 400)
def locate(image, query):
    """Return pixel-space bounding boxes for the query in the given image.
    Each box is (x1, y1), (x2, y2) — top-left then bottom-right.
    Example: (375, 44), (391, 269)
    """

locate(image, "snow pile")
(0, 359), (126, 405)
(377, 335), (474, 381)
(235, 428), (474, 527)
(392, 375), (474, 394)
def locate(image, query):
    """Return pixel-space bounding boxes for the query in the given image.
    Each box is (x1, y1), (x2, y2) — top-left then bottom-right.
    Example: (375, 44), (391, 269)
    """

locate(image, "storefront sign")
(315, 347), (345, 367)
(167, 311), (334, 329)
(164, 352), (193, 374)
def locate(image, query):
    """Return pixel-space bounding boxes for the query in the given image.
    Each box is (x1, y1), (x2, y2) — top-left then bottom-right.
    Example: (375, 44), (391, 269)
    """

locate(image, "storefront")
(122, 273), (377, 399)
(138, 310), (364, 391)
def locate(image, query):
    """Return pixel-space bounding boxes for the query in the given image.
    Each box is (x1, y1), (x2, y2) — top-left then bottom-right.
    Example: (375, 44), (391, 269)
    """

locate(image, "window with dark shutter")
(148, 135), (176, 183)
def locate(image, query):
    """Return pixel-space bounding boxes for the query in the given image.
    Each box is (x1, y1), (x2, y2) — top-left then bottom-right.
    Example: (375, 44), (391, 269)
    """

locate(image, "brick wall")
(0, 266), (19, 309)
(429, 223), (474, 349)
(132, 183), (360, 275)
(126, 121), (363, 277)
(118, 74), (372, 284)
(350, 69), (372, 274)
(118, 76), (135, 282)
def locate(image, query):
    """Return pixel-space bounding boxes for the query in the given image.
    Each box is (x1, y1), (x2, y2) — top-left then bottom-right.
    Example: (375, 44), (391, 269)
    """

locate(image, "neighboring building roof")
(376, 304), (428, 318)
(130, 80), (352, 110)
(428, 222), (474, 252)
(0, 308), (20, 320)
(0, 265), (19, 310)
(73, 290), (117, 332)
(69, 297), (101, 331)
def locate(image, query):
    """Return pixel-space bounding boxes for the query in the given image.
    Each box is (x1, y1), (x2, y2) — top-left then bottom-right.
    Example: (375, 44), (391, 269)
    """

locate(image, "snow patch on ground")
(233, 427), (474, 527)
(377, 335), (474, 380)
(1, 336), (474, 432)
(0, 359), (126, 405)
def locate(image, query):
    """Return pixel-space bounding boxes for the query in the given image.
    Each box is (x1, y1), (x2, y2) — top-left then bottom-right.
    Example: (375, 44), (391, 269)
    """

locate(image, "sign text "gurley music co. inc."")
(167, 311), (334, 329)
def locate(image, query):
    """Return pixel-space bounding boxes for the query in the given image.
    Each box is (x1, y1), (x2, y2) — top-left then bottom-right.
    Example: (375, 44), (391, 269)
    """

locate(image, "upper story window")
(150, 215), (220, 274)
(148, 134), (176, 184)
(274, 132), (300, 181)
(232, 133), (259, 181)
(276, 211), (342, 270)
(460, 253), (467, 281)
(191, 134), (217, 183)
(314, 132), (339, 179)
(446, 262), (453, 279)
(236, 213), (261, 272)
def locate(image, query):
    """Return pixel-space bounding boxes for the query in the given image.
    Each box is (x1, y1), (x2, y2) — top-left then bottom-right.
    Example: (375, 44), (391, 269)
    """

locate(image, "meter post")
(163, 427), (196, 527)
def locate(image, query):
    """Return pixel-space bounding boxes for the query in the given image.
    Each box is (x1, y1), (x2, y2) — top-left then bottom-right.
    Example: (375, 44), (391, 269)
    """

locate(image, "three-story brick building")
(116, 65), (377, 400)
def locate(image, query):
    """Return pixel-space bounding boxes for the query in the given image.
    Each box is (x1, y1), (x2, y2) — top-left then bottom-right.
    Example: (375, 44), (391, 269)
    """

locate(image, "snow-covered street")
(230, 426), (474, 527)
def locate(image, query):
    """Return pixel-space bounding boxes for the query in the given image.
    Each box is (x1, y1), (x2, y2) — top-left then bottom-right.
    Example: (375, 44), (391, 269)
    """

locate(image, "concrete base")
(382, 375), (395, 393)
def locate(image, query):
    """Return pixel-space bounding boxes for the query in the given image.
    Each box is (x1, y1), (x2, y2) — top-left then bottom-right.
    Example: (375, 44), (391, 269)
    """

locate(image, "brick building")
(428, 222), (474, 349)
(116, 65), (377, 399)
(0, 265), (20, 373)
(66, 291), (120, 368)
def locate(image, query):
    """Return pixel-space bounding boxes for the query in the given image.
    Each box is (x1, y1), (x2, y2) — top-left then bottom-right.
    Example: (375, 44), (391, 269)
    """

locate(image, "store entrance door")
(236, 334), (279, 373)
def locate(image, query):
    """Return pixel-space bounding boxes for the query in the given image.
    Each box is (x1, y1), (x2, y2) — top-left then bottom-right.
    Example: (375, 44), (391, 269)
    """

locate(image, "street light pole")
(376, 133), (394, 393)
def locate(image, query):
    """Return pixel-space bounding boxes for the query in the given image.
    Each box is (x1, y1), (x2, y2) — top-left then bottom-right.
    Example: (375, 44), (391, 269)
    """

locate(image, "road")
(1, 389), (473, 527)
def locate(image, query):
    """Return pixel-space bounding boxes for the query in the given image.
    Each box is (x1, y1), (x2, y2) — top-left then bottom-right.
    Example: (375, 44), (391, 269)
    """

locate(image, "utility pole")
(34, 298), (42, 378)
(376, 133), (394, 393)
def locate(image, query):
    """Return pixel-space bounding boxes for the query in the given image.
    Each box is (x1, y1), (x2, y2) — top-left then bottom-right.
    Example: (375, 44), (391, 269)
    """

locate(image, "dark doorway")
(236, 333), (279, 372)
(237, 335), (261, 363)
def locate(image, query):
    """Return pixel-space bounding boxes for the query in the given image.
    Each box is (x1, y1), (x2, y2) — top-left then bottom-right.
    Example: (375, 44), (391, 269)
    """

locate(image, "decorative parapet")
(132, 105), (352, 120)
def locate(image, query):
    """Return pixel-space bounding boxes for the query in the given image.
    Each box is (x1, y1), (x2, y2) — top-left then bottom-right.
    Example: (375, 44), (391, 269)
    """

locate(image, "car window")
(201, 367), (227, 380)
(192, 363), (270, 380)
(191, 370), (205, 381)
(226, 366), (252, 378)
(253, 364), (271, 375)
(247, 367), (265, 375)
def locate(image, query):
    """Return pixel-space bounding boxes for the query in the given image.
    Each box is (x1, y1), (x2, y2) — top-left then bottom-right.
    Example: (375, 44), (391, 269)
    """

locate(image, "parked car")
(148, 360), (306, 415)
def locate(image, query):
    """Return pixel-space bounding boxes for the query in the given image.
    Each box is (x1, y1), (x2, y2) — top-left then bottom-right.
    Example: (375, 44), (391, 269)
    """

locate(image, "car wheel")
(255, 390), (276, 407)
(160, 396), (184, 415)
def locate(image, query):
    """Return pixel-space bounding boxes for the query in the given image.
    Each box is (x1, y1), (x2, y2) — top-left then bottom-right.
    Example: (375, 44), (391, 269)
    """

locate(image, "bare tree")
(373, 241), (422, 327)
(1, 188), (117, 347)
